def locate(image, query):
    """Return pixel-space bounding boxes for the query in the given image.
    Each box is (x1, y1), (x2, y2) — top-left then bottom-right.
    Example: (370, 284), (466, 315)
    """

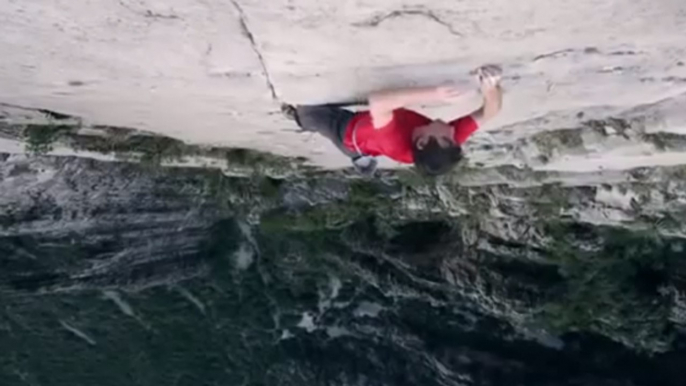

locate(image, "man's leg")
(284, 104), (357, 158)
(283, 103), (377, 176)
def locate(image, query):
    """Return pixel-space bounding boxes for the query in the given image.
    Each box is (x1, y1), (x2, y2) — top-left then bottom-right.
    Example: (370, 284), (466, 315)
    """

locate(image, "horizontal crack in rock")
(117, 0), (181, 20)
(354, 9), (463, 37)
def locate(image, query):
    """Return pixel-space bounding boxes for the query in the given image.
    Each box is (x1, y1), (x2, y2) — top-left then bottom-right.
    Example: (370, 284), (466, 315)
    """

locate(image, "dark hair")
(412, 138), (463, 176)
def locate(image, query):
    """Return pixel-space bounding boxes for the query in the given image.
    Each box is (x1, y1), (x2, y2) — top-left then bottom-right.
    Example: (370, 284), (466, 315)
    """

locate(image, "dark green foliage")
(643, 132), (686, 151)
(23, 124), (74, 155)
(118, 135), (187, 164)
(259, 180), (395, 233)
(225, 148), (311, 173)
(69, 133), (187, 165)
(258, 177), (284, 199)
(394, 168), (436, 187)
(531, 129), (584, 158)
(260, 201), (362, 232)
(584, 117), (632, 137)
(17, 122), (313, 171)
(531, 184), (570, 217)
(539, 225), (681, 351)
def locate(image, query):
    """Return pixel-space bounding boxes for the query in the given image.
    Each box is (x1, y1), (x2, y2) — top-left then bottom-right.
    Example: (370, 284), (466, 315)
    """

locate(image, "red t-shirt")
(342, 108), (479, 164)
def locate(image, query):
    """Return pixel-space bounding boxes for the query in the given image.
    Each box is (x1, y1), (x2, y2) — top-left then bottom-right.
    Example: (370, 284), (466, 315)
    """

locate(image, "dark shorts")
(295, 105), (358, 158)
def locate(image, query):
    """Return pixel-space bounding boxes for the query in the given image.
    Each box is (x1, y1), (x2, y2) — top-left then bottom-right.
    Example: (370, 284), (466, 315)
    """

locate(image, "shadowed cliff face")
(2, 151), (686, 386)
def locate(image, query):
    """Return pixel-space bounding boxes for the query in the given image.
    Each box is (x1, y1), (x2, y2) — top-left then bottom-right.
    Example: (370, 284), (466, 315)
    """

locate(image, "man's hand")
(471, 65), (503, 125)
(477, 64), (502, 93)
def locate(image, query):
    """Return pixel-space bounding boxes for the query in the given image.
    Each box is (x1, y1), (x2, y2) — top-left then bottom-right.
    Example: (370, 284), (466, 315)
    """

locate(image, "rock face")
(1, 0), (686, 167)
(2, 145), (686, 385)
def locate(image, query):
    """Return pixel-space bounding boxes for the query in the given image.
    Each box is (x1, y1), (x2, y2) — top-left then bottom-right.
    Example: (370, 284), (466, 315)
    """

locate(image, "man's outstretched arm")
(368, 85), (462, 128)
(470, 65), (503, 126)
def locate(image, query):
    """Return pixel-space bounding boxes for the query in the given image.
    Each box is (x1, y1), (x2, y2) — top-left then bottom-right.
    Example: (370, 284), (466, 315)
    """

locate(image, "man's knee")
(295, 105), (332, 130)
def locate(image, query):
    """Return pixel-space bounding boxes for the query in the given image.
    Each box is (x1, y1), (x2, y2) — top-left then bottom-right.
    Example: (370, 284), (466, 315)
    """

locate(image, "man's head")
(411, 120), (463, 176)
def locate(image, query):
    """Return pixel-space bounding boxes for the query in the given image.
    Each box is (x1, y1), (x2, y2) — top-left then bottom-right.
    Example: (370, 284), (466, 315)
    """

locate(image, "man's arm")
(470, 65), (503, 126)
(368, 85), (462, 128)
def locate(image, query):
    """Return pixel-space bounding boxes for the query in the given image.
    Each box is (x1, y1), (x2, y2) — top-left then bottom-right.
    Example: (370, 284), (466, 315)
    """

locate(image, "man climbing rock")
(283, 65), (503, 176)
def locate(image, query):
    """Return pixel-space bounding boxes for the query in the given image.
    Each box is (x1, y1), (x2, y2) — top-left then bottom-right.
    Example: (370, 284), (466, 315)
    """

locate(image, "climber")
(282, 64), (503, 176)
